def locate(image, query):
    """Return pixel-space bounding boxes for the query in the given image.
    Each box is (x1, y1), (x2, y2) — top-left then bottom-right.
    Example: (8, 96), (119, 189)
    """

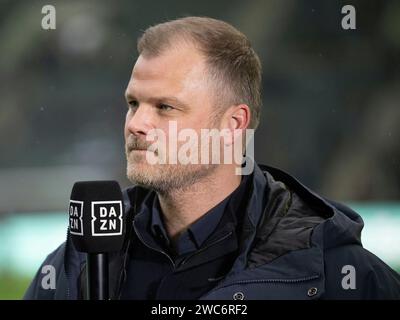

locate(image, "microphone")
(68, 181), (125, 300)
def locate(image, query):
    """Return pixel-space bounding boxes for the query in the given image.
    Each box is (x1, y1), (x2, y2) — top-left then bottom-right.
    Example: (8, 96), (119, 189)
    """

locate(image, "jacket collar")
(116, 161), (363, 299)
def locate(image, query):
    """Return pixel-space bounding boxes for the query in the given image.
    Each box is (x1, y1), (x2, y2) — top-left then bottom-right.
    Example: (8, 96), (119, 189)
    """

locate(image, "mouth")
(129, 147), (157, 154)
(126, 142), (159, 155)
(127, 145), (147, 151)
(133, 149), (150, 153)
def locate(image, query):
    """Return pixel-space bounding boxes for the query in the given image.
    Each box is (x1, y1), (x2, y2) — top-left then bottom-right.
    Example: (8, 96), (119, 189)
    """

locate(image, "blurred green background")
(1, 205), (400, 299)
(1, 0), (399, 299)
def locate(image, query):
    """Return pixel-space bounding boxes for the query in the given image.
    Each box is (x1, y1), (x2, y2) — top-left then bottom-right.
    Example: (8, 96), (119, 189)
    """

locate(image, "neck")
(157, 165), (241, 242)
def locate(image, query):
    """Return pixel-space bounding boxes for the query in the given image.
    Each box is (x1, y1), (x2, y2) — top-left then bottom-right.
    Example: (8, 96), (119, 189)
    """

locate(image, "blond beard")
(125, 113), (225, 194)
(125, 148), (218, 195)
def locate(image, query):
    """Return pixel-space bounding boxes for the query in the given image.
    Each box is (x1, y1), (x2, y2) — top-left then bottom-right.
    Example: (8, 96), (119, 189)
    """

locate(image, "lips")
(127, 145), (148, 152)
(129, 147), (157, 155)
(126, 141), (159, 154)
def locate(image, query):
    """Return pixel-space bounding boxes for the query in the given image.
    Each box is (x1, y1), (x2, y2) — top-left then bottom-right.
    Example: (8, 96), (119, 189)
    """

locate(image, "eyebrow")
(125, 91), (190, 110)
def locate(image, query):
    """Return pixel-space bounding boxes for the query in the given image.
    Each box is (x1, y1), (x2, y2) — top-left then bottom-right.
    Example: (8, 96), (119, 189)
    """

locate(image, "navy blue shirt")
(121, 174), (251, 299)
(150, 191), (231, 261)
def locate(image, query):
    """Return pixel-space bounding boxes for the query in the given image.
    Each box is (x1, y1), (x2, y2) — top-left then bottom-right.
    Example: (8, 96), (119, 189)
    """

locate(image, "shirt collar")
(150, 192), (230, 255)
(150, 174), (251, 256)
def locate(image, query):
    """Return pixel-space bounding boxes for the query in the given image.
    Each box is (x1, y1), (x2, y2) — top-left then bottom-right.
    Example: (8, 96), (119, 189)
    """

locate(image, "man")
(25, 16), (400, 299)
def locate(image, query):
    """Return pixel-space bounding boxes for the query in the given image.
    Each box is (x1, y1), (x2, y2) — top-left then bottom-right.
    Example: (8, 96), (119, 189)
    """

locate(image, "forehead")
(126, 44), (209, 97)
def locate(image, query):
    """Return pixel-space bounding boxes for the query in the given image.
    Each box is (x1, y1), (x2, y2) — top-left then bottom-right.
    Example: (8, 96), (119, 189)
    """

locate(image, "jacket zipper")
(116, 241), (132, 300)
(206, 274), (320, 294)
(132, 219), (176, 268)
(179, 231), (233, 267)
(64, 227), (71, 299)
(132, 220), (234, 269)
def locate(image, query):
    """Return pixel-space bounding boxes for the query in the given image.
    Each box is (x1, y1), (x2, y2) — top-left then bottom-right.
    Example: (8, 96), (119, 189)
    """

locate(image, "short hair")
(137, 16), (262, 129)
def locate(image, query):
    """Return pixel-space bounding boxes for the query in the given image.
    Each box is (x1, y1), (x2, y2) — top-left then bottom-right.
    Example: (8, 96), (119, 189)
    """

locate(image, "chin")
(127, 163), (157, 183)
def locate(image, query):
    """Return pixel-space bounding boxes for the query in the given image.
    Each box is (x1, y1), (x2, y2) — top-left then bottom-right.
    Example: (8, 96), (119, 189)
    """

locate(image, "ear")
(221, 104), (250, 146)
(230, 104), (250, 130)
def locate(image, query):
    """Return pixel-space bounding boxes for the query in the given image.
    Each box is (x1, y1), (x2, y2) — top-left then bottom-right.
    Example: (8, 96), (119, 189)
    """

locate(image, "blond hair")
(137, 16), (262, 129)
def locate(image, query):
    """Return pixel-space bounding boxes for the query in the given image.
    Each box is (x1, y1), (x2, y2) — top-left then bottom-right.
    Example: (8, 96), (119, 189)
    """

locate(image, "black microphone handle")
(86, 253), (109, 300)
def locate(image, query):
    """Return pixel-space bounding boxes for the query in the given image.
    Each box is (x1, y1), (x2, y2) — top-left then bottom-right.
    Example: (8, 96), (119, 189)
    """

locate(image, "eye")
(157, 104), (173, 111)
(128, 100), (139, 109)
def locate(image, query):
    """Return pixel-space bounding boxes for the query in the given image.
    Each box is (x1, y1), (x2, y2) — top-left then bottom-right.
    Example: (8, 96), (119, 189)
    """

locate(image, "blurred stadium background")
(0, 0), (399, 299)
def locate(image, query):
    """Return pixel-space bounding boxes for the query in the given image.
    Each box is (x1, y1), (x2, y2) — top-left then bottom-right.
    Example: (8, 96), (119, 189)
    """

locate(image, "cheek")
(191, 117), (214, 131)
(179, 110), (210, 129)
(193, 106), (216, 128)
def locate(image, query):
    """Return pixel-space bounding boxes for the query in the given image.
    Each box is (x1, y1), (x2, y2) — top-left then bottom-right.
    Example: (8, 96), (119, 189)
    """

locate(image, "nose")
(125, 104), (155, 137)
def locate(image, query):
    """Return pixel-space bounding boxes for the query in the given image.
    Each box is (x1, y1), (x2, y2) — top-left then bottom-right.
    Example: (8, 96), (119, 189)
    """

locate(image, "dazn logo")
(91, 201), (123, 236)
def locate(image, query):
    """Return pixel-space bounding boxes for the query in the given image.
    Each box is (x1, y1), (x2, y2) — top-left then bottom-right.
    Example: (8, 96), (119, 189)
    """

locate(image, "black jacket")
(24, 163), (400, 299)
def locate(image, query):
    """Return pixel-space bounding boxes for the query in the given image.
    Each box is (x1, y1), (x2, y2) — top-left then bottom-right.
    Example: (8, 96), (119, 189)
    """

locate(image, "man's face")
(124, 43), (222, 193)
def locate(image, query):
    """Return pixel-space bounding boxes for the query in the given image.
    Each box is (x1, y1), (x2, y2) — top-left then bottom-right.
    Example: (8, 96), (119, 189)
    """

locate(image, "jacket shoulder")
(23, 242), (68, 300)
(323, 244), (400, 299)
